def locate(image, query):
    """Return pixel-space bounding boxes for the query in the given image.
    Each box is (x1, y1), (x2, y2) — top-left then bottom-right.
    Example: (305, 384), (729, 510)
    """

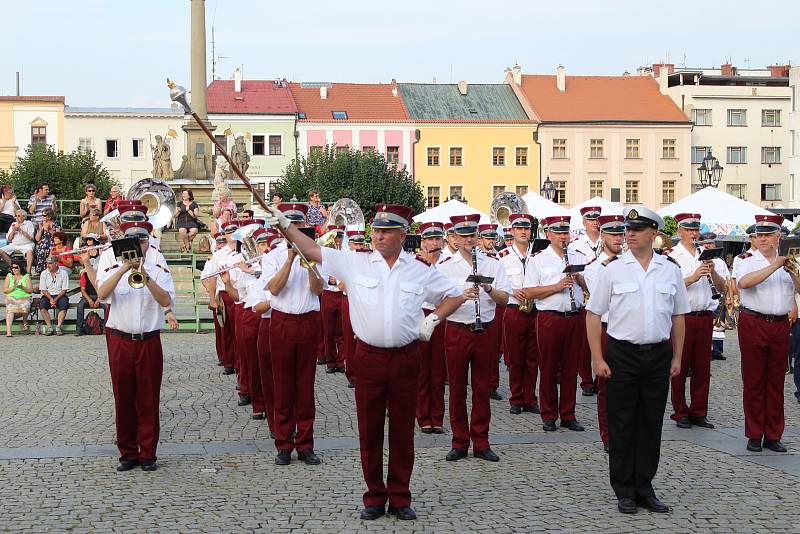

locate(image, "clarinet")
(695, 241), (721, 300)
(562, 245), (578, 313)
(471, 246), (484, 332)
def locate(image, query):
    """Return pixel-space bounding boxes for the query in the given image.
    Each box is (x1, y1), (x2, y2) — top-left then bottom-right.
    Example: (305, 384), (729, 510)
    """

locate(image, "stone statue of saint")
(212, 157), (230, 202)
(204, 153), (214, 180)
(231, 135), (250, 175)
(151, 135), (174, 180)
(175, 155), (189, 179)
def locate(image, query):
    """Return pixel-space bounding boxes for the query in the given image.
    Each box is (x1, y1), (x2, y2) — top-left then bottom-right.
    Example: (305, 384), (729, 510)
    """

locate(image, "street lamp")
(698, 150), (724, 188)
(541, 176), (556, 201)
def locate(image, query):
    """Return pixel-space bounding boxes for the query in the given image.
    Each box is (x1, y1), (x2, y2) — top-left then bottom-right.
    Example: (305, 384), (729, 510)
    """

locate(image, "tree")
(274, 145), (425, 220)
(662, 215), (678, 237)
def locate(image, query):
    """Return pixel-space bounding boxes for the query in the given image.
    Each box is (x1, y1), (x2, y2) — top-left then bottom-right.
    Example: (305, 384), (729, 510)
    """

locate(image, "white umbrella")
(412, 199), (492, 225)
(567, 196), (624, 231)
(521, 192), (569, 218)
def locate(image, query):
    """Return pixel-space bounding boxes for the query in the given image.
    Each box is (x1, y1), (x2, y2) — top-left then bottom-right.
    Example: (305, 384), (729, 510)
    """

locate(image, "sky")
(1, 0), (798, 107)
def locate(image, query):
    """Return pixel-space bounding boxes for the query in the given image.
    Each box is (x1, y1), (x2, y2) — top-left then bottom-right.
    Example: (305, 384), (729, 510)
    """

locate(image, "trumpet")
(57, 243), (110, 257)
(124, 255), (148, 289)
(200, 256), (263, 281)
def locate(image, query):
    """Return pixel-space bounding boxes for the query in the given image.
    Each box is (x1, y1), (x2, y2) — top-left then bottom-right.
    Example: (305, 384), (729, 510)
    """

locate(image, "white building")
(656, 63), (793, 208)
(63, 107), (186, 190)
(789, 67), (800, 210)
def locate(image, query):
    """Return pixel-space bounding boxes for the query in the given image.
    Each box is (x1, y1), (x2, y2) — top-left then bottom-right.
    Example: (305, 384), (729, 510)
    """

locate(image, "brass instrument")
(780, 236), (800, 277)
(326, 198), (365, 231)
(298, 230), (339, 270)
(126, 178), (177, 230)
(563, 245), (578, 313)
(123, 253), (148, 289)
(215, 293), (227, 327)
(491, 191), (534, 312)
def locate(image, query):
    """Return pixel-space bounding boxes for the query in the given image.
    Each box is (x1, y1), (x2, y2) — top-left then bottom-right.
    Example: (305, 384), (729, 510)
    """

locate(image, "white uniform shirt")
(261, 244), (320, 314)
(669, 243), (719, 312)
(569, 234), (602, 265)
(320, 248), (460, 348)
(582, 252), (611, 322)
(524, 245), (585, 312)
(8, 220), (36, 246)
(200, 244), (238, 294)
(437, 249), (510, 324)
(586, 251), (690, 344)
(422, 252), (447, 311)
(498, 243), (533, 306)
(733, 249), (795, 315)
(96, 257), (176, 334)
(96, 243), (166, 280)
(237, 268), (258, 308)
(441, 246), (456, 261)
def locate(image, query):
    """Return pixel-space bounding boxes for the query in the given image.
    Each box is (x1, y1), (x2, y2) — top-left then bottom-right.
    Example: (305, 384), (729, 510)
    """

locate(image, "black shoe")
(542, 420), (557, 432)
(603, 442), (609, 454)
(275, 450), (292, 465)
(764, 440), (787, 453)
(269, 431), (276, 439)
(617, 497), (637, 514)
(348, 380), (355, 388)
(235, 384), (240, 391)
(325, 367), (336, 374)
(237, 395), (251, 406)
(509, 405), (522, 415)
(429, 427), (444, 434)
(74, 331), (84, 337)
(675, 417), (692, 429)
(252, 412), (265, 420)
(140, 460), (157, 472)
(388, 506), (417, 520)
(689, 416), (714, 429)
(636, 495), (669, 513)
(711, 354), (727, 361)
(316, 359), (326, 366)
(473, 448), (500, 462)
(360, 506), (385, 520)
(420, 427), (433, 434)
(489, 389), (503, 401)
(746, 439), (762, 452)
(297, 449), (321, 465)
(223, 367), (235, 375)
(116, 459), (139, 472)
(561, 420), (585, 432)
(523, 404), (541, 414)
(581, 387), (596, 396)
(445, 448), (468, 461)
(216, 361), (224, 366)
(336, 367), (347, 373)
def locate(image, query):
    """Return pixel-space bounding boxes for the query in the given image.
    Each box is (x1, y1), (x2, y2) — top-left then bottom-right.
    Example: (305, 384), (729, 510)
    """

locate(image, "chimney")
(652, 63), (674, 78)
(721, 63), (734, 77)
(512, 63), (522, 85)
(504, 66), (512, 82)
(233, 68), (242, 92)
(320, 85), (328, 99)
(391, 87), (398, 97)
(16, 71), (20, 96)
(556, 65), (566, 92)
(768, 64), (790, 78)
(457, 80), (468, 95)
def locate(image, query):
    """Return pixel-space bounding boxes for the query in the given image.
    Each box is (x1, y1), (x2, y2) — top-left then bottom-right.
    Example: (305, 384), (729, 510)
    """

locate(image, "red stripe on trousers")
(257, 317), (275, 432)
(504, 307), (539, 407)
(416, 309), (446, 428)
(670, 313), (713, 420)
(239, 308), (264, 413)
(536, 312), (582, 422)
(321, 290), (344, 369)
(341, 296), (356, 382)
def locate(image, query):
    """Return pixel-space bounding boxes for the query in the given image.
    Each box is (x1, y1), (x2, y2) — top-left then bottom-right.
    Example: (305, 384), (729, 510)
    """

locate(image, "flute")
(56, 243), (110, 257)
(562, 245), (578, 313)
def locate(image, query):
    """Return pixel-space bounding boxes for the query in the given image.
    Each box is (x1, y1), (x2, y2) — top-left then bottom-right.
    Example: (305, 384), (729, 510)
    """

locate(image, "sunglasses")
(87, 190), (96, 193)
(11, 265), (19, 269)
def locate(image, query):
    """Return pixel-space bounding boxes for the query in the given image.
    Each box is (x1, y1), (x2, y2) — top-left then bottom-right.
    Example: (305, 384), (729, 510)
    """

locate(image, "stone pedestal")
(182, 121), (215, 180)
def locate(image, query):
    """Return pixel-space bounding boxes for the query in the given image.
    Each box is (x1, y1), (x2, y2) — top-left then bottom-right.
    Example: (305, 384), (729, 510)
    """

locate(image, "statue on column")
(212, 156), (230, 202)
(151, 135), (174, 180)
(231, 135), (250, 176)
(175, 155), (189, 179)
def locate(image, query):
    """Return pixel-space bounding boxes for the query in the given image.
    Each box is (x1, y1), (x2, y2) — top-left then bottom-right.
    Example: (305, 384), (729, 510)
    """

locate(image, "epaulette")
(737, 252), (752, 259)
(586, 257), (598, 266)
(155, 263), (171, 274)
(356, 248), (371, 253)
(497, 249), (511, 258)
(662, 247), (673, 255)
(531, 250), (544, 257)
(665, 256), (680, 266)
(438, 256), (453, 264)
(602, 256), (619, 267)
(149, 244), (161, 252)
(414, 254), (432, 267)
(104, 263), (119, 272)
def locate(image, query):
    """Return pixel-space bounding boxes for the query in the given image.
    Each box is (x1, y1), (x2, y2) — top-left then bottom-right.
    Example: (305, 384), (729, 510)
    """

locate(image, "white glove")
(418, 313), (440, 342)
(265, 205), (291, 230)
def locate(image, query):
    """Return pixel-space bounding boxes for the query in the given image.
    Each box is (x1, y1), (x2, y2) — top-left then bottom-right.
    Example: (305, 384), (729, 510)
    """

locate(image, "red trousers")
(341, 296), (356, 383)
(490, 306), (505, 389)
(596, 327), (609, 444)
(354, 340), (419, 508)
(671, 312), (713, 420)
(417, 309), (446, 428)
(321, 290), (344, 369)
(257, 317), (275, 432)
(105, 329), (163, 461)
(239, 308), (264, 414)
(234, 302), (250, 397)
(445, 321), (493, 451)
(578, 308), (593, 390)
(504, 307), (539, 407)
(269, 310), (320, 452)
(216, 290), (236, 368)
(738, 311), (788, 441)
(536, 311), (582, 422)
(499, 305), (509, 366)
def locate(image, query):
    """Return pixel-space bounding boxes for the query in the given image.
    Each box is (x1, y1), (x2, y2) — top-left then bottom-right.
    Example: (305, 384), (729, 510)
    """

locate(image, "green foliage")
(275, 145), (425, 220)
(662, 216), (678, 237)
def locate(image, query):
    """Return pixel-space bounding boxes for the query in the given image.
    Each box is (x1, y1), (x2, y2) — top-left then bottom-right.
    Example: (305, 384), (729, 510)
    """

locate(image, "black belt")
(449, 320), (493, 331)
(107, 328), (160, 341)
(539, 309), (580, 318)
(686, 310), (712, 317)
(506, 304), (536, 313)
(741, 308), (788, 323)
(609, 336), (668, 352)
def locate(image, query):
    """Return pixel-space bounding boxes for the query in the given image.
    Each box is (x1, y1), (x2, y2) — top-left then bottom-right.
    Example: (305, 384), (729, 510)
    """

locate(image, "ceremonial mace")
(167, 79), (323, 280)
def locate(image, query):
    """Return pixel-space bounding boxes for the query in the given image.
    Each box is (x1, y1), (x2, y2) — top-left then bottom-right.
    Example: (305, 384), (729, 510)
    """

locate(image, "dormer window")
(298, 112), (306, 119)
(332, 111), (347, 120)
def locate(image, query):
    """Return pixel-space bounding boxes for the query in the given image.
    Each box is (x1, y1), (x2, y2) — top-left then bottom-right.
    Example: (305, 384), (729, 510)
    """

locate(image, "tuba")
(326, 198), (365, 231)
(126, 178), (177, 230)
(491, 192), (534, 312)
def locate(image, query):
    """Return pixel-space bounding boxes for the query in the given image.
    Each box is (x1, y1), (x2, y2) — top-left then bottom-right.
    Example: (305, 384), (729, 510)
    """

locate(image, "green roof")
(398, 83), (528, 121)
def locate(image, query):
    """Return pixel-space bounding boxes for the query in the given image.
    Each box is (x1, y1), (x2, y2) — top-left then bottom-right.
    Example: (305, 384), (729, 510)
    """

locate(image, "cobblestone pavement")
(1, 332), (798, 533)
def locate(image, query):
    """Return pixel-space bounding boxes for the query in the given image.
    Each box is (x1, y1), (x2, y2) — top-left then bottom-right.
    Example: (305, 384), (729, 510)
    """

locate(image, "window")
(252, 135), (266, 156)
(589, 180), (604, 198)
(269, 135), (282, 155)
(214, 135), (227, 155)
(692, 146), (710, 164)
(589, 139), (604, 159)
(625, 180), (640, 203)
(106, 139), (119, 158)
(515, 147), (528, 166)
(692, 108), (712, 126)
(492, 147), (506, 166)
(78, 138), (92, 153)
(515, 185), (529, 196)
(492, 185), (506, 198)
(31, 126), (46, 146)
(727, 109), (747, 126)
(361, 146), (375, 153)
(132, 139), (145, 159)
(625, 139), (640, 159)
(727, 184), (747, 200)
(761, 146), (781, 164)
(762, 109), (781, 127)
(449, 147), (463, 166)
(727, 146), (747, 164)
(449, 185), (463, 201)
(662, 180), (676, 204)
(427, 186), (441, 208)
(553, 181), (567, 204)
(335, 145), (350, 157)
(662, 139), (676, 159)
(427, 147), (440, 166)
(309, 145), (323, 157)
(386, 146), (399, 164)
(332, 111), (347, 120)
(761, 184), (782, 201)
(552, 139), (567, 159)
(792, 174), (796, 202)
(297, 112), (307, 119)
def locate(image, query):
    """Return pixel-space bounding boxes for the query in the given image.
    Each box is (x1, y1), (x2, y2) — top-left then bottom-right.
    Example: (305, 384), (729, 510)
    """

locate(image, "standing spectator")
(306, 190), (327, 232)
(103, 185), (124, 215)
(0, 210), (36, 274)
(81, 209), (106, 240)
(28, 183), (57, 224)
(4, 263), (32, 336)
(39, 255), (69, 336)
(34, 210), (60, 274)
(174, 189), (200, 253)
(271, 192), (284, 204)
(211, 189), (237, 219)
(50, 231), (74, 277)
(0, 184), (20, 234)
(79, 184), (102, 220)
(75, 238), (103, 337)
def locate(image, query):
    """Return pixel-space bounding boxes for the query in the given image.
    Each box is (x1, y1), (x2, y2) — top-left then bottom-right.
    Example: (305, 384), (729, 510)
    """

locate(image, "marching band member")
(254, 230), (281, 434)
(229, 219), (257, 407)
(524, 215), (586, 432)
(341, 230), (367, 388)
(442, 223), (458, 259)
(321, 225), (346, 374)
(438, 214), (510, 462)
(586, 206), (689, 514)
(478, 223), (504, 401)
(478, 224), (498, 258)
(498, 213), (540, 415)
(668, 213), (726, 430)
(502, 227), (514, 250)
(262, 203), (324, 466)
(734, 214), (800, 453)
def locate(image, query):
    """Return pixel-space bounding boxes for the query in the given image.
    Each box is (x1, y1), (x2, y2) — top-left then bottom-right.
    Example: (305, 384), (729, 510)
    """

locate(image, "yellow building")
(399, 83), (539, 213)
(0, 96), (66, 170)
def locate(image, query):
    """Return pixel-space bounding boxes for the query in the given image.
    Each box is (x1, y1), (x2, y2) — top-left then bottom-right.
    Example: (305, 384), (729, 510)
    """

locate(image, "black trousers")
(605, 337), (671, 499)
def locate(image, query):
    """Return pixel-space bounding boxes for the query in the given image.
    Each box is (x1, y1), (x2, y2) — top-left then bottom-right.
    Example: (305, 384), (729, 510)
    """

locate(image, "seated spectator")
(79, 183), (102, 220)
(103, 185), (124, 216)
(174, 189), (200, 253)
(243, 209), (254, 219)
(271, 191), (284, 204)
(80, 208), (106, 241)
(50, 231), (74, 277)
(0, 184), (20, 234)
(4, 263), (32, 337)
(38, 256), (69, 336)
(210, 207), (233, 236)
(75, 244), (103, 337)
(1, 209), (36, 274)
(28, 183), (57, 225)
(34, 209), (60, 274)
(211, 189), (236, 219)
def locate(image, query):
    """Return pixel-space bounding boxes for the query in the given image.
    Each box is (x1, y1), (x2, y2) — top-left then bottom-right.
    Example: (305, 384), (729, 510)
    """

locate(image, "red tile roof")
(207, 80), (297, 114)
(519, 75), (689, 123)
(288, 82), (410, 122)
(0, 96), (65, 103)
